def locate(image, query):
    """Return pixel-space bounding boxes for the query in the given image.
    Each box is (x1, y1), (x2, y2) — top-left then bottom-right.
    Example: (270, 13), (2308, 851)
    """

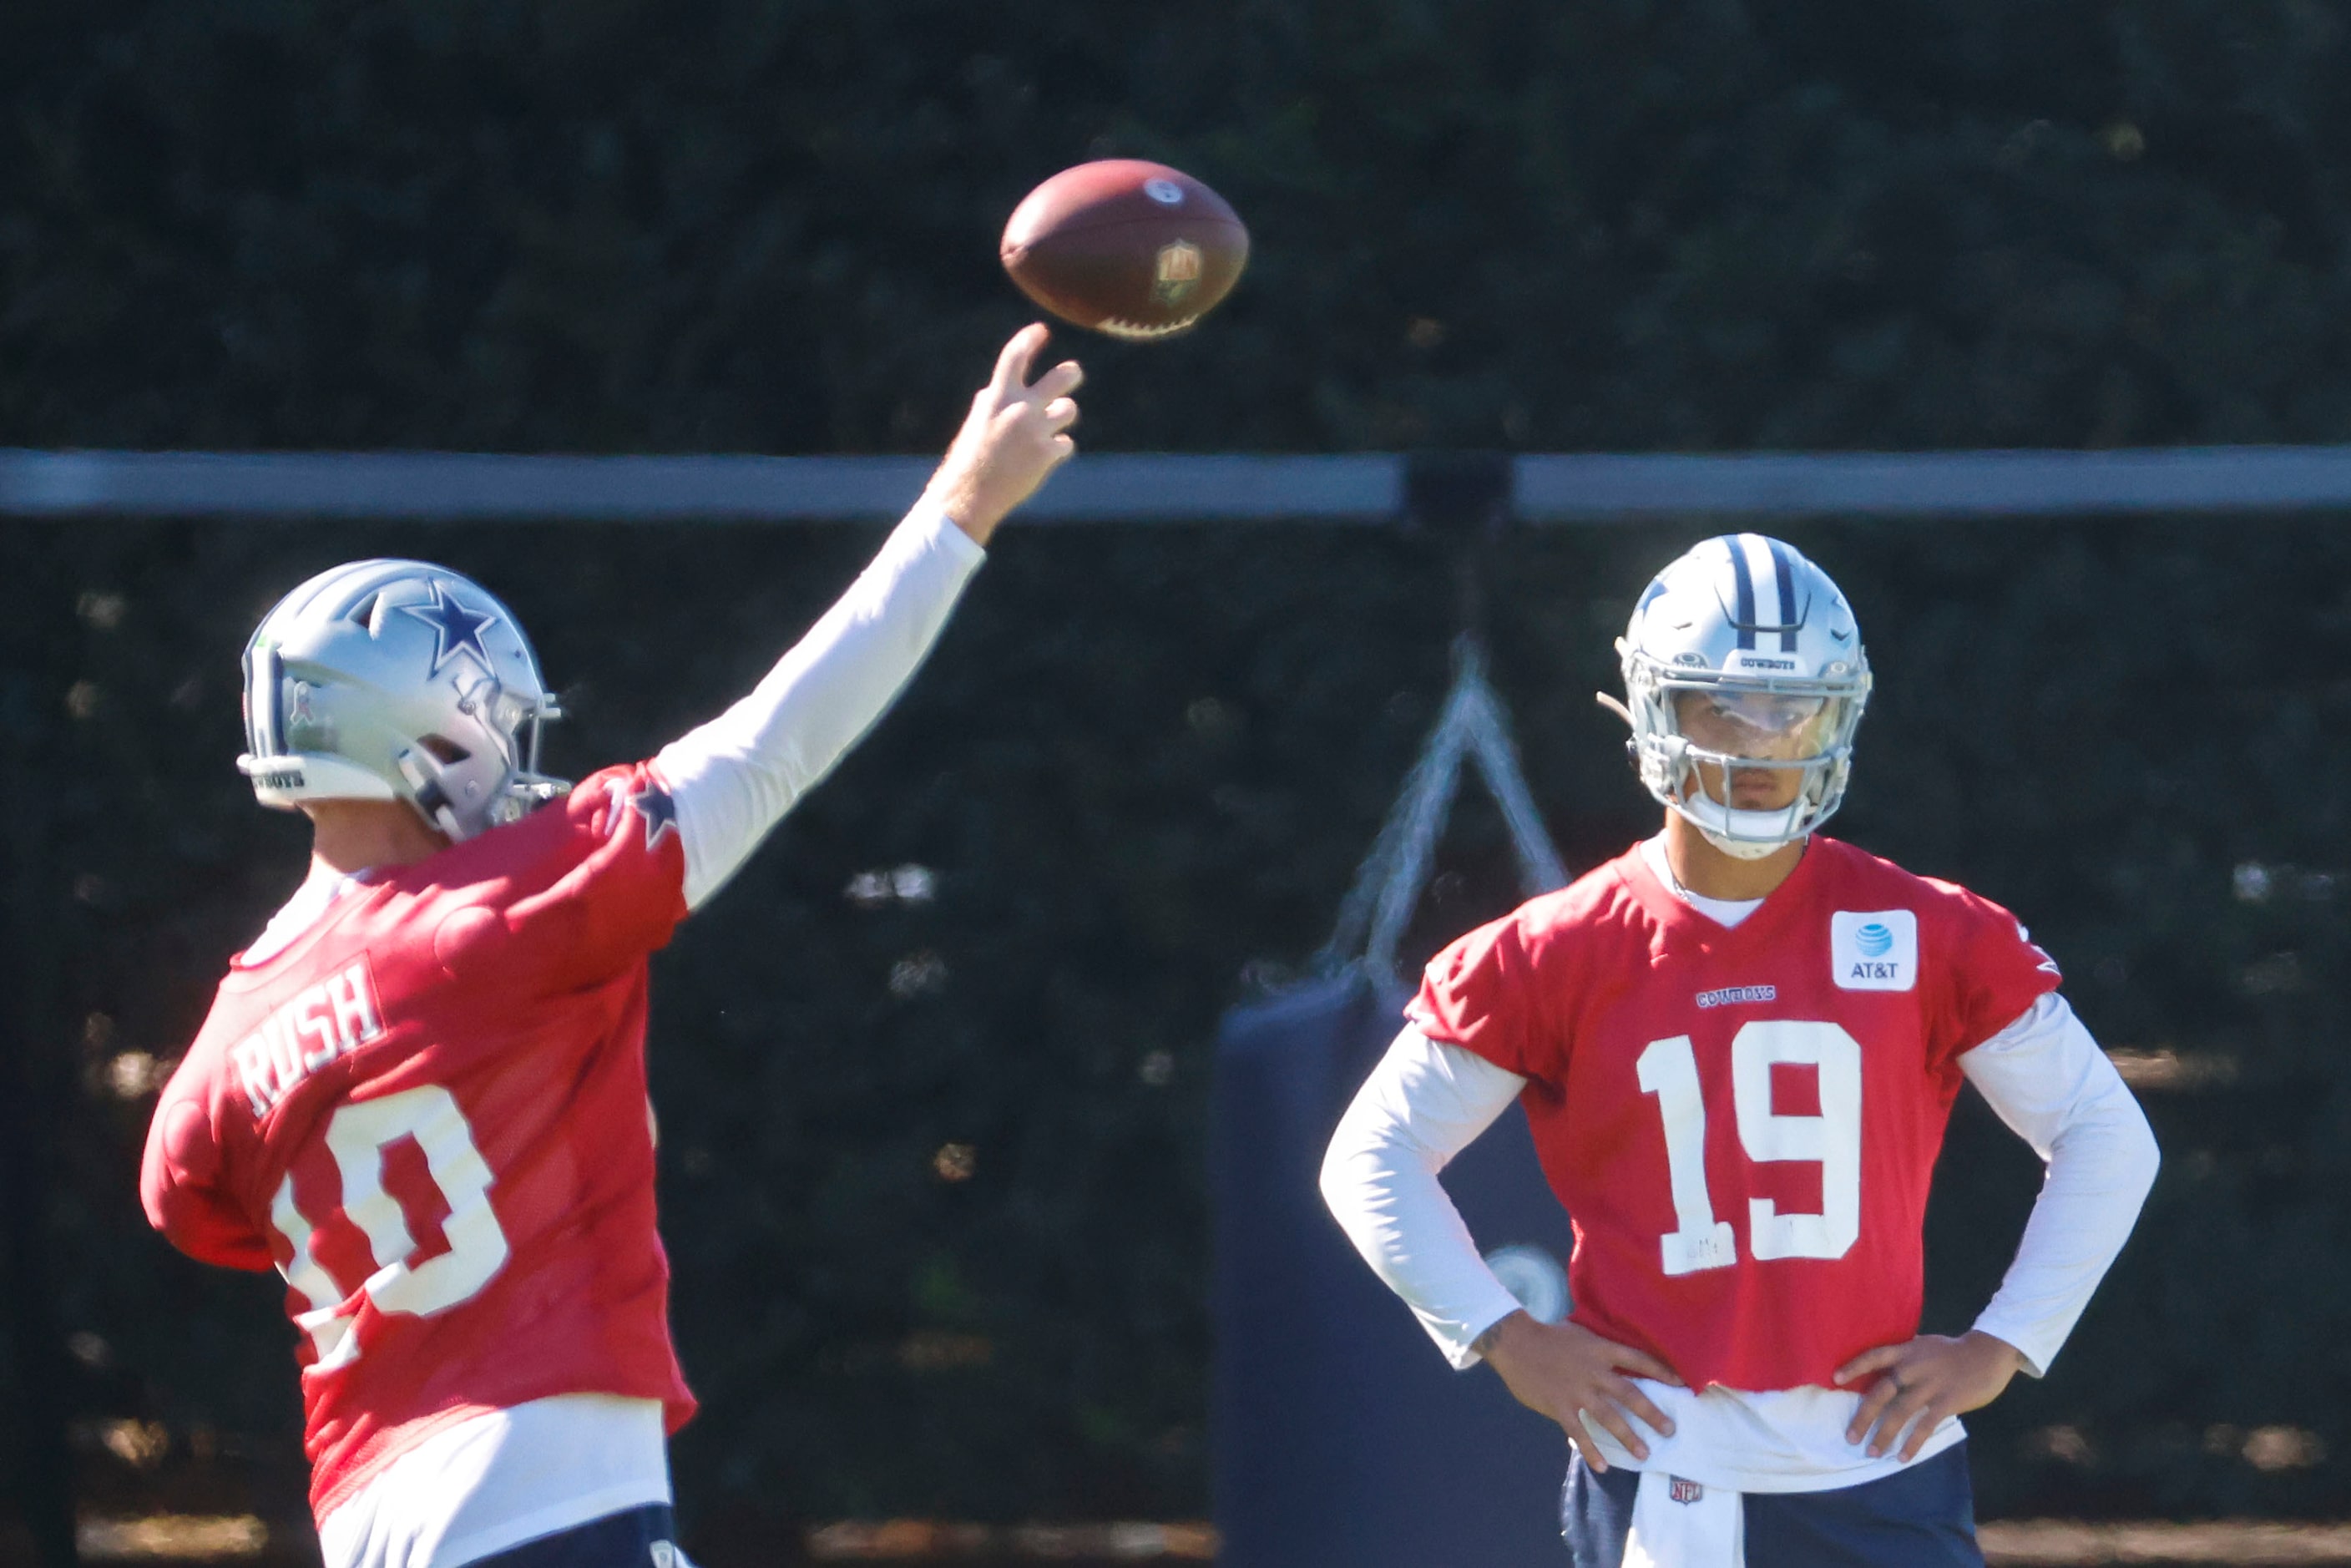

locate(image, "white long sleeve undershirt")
(656, 504), (985, 910)
(1317, 878), (2161, 1490)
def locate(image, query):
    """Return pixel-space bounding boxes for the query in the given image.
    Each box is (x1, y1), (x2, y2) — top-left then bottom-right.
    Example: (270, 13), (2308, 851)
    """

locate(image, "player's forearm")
(656, 505), (985, 908)
(1969, 1089), (2157, 1374)
(1319, 1029), (1532, 1369)
(1960, 997), (2161, 1375)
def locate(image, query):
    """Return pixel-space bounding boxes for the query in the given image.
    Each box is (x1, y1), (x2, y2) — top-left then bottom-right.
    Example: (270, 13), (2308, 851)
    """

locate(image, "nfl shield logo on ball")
(1154, 240), (1204, 305)
(1670, 1477), (1704, 1505)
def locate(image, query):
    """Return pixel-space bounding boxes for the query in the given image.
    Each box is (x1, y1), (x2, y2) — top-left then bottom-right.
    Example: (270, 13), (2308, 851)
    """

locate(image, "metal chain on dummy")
(1314, 455), (1568, 994)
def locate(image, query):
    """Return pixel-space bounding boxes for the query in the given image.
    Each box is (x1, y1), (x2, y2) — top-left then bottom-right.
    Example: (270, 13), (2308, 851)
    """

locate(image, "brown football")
(1000, 160), (1249, 341)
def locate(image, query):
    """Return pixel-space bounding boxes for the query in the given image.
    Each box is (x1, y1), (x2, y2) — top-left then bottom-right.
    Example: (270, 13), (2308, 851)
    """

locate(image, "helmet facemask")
(1624, 657), (1866, 857)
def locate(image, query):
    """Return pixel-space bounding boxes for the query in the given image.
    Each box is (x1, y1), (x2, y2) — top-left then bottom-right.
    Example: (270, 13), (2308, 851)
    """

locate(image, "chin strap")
(1693, 817), (1793, 860)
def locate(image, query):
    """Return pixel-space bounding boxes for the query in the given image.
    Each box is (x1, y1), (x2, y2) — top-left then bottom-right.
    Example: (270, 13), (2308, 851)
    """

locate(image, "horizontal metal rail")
(9, 446), (2351, 522)
(0, 451), (1398, 523)
(1514, 448), (2351, 519)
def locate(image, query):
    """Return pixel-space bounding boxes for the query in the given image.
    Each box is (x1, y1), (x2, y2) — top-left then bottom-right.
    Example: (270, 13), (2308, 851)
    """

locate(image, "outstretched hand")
(921, 323), (1084, 546)
(1835, 1330), (2025, 1460)
(1479, 1311), (1685, 1472)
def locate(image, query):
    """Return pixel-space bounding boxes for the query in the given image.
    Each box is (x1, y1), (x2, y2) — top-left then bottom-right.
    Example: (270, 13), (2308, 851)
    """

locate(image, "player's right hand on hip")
(1477, 1310), (1684, 1471)
(920, 323), (1083, 547)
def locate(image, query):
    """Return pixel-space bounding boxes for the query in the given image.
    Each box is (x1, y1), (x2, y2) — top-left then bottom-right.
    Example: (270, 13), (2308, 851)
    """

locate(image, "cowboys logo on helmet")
(238, 559), (569, 842)
(1606, 534), (1872, 858)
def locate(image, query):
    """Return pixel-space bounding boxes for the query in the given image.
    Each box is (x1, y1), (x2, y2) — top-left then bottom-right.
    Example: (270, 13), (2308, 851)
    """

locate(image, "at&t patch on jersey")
(1831, 909), (1918, 990)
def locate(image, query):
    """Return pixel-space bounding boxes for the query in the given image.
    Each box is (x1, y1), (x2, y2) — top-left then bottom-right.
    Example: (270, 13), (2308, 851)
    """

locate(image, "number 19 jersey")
(140, 764), (695, 1520)
(1408, 837), (2060, 1392)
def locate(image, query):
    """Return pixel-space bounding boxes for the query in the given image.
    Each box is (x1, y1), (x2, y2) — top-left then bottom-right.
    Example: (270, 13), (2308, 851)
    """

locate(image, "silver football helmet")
(238, 559), (569, 842)
(1607, 534), (1872, 857)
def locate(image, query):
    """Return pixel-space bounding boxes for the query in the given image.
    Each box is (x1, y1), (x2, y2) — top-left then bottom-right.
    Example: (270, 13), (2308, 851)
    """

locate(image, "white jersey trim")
(316, 1393), (670, 1568)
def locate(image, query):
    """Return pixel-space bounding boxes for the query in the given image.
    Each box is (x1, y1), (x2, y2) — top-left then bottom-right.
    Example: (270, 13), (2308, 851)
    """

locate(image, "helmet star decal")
(402, 581), (503, 675)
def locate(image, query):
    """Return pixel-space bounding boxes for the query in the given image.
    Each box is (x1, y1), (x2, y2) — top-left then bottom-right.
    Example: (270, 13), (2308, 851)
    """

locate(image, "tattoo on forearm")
(1472, 1322), (1505, 1358)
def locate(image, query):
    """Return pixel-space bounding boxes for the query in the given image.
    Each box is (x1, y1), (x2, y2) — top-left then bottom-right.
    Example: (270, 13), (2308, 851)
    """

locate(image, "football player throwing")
(1322, 536), (2160, 1566)
(141, 326), (1081, 1568)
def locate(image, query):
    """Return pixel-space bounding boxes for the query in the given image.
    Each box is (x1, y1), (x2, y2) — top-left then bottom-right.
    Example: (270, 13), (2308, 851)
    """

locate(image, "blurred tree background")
(10, 0), (2351, 453)
(8, 0), (2351, 1550)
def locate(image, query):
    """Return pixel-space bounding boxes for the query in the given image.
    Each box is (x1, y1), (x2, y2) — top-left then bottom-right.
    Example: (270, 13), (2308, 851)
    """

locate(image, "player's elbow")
(142, 1181), (200, 1249)
(143, 1183), (275, 1272)
(1317, 1124), (1363, 1230)
(139, 1096), (270, 1268)
(139, 1100), (203, 1232)
(1318, 1105), (1401, 1243)
(140, 1175), (210, 1257)
(137, 1166), (174, 1238)
(2063, 1089), (2161, 1212)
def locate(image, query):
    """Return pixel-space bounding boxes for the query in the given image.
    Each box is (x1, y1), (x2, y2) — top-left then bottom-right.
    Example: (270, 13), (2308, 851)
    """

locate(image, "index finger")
(1028, 359), (1084, 404)
(992, 323), (1053, 395)
(1833, 1345), (1904, 1386)
(1610, 1344), (1686, 1388)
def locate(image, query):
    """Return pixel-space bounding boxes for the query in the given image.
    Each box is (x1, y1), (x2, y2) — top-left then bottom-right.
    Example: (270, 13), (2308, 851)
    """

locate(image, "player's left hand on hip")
(920, 322), (1084, 547)
(1834, 1330), (2026, 1461)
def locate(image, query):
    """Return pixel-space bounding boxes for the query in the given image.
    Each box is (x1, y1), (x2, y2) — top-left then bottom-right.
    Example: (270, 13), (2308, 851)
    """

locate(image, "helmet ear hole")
(419, 734), (472, 765)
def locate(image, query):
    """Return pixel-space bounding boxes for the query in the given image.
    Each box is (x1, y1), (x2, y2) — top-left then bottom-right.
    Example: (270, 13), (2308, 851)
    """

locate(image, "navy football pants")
(1562, 1444), (1984, 1568)
(470, 1505), (680, 1568)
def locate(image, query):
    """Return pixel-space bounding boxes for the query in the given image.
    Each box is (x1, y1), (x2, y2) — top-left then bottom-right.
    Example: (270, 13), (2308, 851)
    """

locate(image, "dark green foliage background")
(7, 0), (2351, 1539)
(11, 0), (2351, 453)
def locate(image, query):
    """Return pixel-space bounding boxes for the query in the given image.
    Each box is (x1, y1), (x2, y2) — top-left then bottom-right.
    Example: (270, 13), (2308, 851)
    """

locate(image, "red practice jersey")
(141, 764), (694, 1518)
(1408, 837), (2060, 1392)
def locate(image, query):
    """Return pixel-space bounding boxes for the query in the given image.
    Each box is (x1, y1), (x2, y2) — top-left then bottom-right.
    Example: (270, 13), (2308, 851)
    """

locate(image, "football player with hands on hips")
(1321, 536), (2161, 1567)
(139, 326), (1080, 1568)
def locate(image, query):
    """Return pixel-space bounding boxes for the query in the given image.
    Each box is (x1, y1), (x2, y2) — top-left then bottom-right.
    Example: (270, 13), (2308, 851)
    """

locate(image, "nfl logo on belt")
(1670, 1477), (1704, 1505)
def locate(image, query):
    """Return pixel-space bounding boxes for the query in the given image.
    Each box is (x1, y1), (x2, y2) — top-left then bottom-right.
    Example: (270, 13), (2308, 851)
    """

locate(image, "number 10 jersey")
(141, 763), (696, 1520)
(1408, 837), (2060, 1392)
